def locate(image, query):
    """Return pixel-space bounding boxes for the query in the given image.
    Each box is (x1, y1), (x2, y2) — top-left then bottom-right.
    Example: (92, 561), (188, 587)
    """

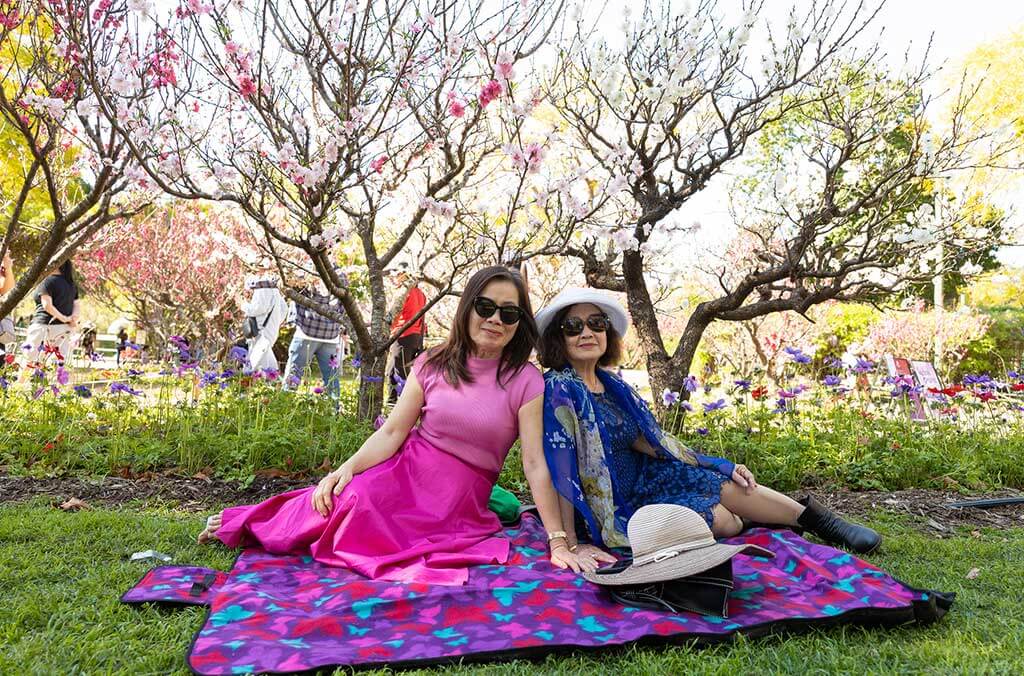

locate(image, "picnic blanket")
(123, 514), (952, 674)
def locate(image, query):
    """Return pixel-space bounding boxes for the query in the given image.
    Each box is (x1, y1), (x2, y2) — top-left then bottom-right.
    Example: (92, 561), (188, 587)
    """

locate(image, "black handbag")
(601, 559), (735, 618)
(243, 313), (271, 340)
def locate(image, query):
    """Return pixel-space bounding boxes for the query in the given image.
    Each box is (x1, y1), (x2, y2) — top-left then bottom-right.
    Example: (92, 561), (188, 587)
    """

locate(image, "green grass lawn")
(1, 502), (1021, 675)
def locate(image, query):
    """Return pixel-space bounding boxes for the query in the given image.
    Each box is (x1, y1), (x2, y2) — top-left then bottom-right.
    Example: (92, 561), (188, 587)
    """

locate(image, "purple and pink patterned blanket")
(122, 515), (951, 674)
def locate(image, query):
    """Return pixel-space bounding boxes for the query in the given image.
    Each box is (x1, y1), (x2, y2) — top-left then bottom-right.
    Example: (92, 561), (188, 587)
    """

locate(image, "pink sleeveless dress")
(215, 354), (544, 585)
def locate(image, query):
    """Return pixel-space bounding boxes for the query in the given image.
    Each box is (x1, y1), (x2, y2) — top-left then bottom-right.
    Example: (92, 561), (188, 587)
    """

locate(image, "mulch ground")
(2, 473), (1023, 536)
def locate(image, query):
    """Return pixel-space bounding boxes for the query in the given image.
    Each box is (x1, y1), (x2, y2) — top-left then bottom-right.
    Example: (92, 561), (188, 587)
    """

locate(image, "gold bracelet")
(569, 544), (579, 553)
(546, 530), (567, 542)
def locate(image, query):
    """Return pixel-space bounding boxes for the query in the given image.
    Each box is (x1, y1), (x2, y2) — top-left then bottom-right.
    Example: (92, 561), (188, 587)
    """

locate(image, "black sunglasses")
(473, 296), (524, 325)
(561, 314), (611, 337)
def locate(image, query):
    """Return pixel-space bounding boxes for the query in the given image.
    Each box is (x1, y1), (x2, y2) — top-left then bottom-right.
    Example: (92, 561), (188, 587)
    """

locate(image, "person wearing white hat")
(535, 288), (881, 564)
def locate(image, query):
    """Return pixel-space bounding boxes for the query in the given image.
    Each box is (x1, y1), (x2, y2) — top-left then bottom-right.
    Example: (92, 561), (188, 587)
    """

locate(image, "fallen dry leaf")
(255, 468), (291, 478)
(966, 567), (981, 580)
(971, 530), (982, 539)
(59, 497), (91, 511)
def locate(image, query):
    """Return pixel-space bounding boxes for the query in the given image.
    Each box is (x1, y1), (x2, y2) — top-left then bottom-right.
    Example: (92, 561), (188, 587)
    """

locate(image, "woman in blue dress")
(536, 289), (880, 563)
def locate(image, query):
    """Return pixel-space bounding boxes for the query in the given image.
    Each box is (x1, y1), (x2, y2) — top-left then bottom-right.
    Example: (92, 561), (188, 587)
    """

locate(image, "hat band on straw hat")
(632, 534), (718, 567)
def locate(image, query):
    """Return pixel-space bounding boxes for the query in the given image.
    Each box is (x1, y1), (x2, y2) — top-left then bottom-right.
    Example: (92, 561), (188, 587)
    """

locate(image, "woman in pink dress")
(198, 266), (594, 585)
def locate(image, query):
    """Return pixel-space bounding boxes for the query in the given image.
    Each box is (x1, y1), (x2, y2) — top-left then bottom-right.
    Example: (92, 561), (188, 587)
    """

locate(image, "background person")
(283, 279), (344, 398)
(25, 260), (81, 365)
(387, 265), (426, 404)
(240, 271), (288, 372)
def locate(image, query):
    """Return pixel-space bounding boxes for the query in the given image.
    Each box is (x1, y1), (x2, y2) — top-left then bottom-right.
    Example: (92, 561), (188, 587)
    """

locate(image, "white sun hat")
(584, 504), (774, 586)
(535, 288), (630, 336)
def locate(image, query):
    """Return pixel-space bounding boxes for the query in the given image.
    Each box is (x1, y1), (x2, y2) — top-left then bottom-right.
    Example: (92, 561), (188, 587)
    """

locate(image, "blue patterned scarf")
(542, 366), (734, 547)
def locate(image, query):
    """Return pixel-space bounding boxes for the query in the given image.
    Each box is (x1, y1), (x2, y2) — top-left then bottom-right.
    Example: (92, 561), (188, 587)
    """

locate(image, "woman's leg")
(710, 504), (744, 537)
(717, 481), (804, 526)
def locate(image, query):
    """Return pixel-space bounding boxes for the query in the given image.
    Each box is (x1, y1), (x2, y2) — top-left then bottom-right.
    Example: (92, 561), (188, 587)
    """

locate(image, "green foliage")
(810, 302), (881, 362)
(1, 504), (1022, 674)
(954, 306), (1024, 380)
(0, 379), (374, 481)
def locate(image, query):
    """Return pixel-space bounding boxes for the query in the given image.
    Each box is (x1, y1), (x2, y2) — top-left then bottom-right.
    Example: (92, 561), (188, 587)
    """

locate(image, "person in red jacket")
(388, 266), (426, 403)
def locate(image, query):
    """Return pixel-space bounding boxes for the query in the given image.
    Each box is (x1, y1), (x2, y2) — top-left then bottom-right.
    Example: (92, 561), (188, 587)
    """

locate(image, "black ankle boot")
(796, 496), (881, 554)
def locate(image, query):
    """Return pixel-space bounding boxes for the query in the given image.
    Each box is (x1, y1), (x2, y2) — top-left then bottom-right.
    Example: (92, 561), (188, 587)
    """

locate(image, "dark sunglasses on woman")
(473, 296), (524, 325)
(561, 314), (611, 336)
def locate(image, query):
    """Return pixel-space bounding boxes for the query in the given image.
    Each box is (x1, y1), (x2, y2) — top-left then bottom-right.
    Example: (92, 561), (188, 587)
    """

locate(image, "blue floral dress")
(591, 391), (729, 527)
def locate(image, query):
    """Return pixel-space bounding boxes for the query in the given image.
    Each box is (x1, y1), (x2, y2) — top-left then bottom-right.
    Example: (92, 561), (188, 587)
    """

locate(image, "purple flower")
(73, 385), (92, 398)
(109, 382), (142, 396)
(824, 356), (843, 368)
(313, 386), (324, 395)
(363, 376), (383, 383)
(680, 401), (694, 412)
(286, 375), (301, 388)
(733, 379), (751, 391)
(853, 358), (875, 374)
(228, 345), (248, 363)
(199, 371), (220, 388)
(696, 427), (709, 436)
(823, 375), (841, 387)
(702, 398), (727, 413)
(783, 346), (802, 356)
(0, 376), (8, 391)
(262, 368), (280, 381)
(351, 356), (362, 369)
(127, 368), (143, 377)
(1009, 371), (1021, 380)
(328, 354), (339, 369)
(778, 388), (799, 399)
(56, 366), (70, 386)
(373, 415), (387, 430)
(393, 373), (406, 396)
(683, 375), (699, 392)
(662, 388), (680, 407)
(773, 397), (790, 414)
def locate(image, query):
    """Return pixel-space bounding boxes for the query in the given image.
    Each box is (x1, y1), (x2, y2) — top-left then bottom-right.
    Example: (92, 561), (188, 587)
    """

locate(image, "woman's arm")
(40, 294), (72, 323)
(519, 396), (601, 573)
(0, 251), (13, 295)
(311, 369), (425, 516)
(634, 433), (736, 477)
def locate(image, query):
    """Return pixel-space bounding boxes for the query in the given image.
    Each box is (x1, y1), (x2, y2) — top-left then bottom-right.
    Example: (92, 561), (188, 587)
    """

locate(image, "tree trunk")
(356, 350), (387, 420)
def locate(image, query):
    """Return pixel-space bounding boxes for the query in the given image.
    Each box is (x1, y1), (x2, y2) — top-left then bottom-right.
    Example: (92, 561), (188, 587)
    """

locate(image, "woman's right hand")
(311, 465), (353, 517)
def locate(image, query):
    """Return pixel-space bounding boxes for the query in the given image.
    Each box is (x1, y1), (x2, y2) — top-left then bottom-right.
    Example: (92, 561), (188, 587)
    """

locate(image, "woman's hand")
(550, 544), (601, 573)
(311, 465), (353, 517)
(731, 463), (758, 495)
(573, 543), (618, 568)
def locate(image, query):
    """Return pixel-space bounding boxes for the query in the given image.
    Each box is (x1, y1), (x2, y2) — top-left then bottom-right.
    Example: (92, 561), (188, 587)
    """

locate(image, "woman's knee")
(711, 505), (743, 537)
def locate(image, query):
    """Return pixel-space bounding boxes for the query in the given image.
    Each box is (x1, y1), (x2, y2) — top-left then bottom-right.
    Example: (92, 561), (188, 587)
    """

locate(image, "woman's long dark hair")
(58, 260), (77, 290)
(424, 266), (538, 387)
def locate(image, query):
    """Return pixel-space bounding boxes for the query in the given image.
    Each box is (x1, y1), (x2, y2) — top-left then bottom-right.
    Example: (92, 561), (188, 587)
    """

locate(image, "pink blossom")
(448, 99), (465, 118)
(237, 75), (257, 98)
(370, 155), (388, 174)
(478, 79), (503, 108)
(224, 41), (240, 56)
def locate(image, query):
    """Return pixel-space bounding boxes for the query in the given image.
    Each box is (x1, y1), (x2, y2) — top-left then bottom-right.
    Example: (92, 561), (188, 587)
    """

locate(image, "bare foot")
(197, 513), (223, 545)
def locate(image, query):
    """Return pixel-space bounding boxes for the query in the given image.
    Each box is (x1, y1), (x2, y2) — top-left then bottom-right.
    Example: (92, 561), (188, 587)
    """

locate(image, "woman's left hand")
(573, 544), (617, 568)
(731, 463), (758, 494)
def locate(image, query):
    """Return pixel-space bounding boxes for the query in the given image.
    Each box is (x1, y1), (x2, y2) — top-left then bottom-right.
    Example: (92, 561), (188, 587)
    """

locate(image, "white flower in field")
(959, 261), (982, 276)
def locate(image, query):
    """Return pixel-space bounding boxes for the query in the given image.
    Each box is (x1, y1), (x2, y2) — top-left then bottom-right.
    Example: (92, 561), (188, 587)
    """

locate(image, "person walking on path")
(387, 265), (426, 403)
(25, 260), (81, 365)
(283, 280), (344, 398)
(241, 272), (288, 372)
(1, 250), (16, 357)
